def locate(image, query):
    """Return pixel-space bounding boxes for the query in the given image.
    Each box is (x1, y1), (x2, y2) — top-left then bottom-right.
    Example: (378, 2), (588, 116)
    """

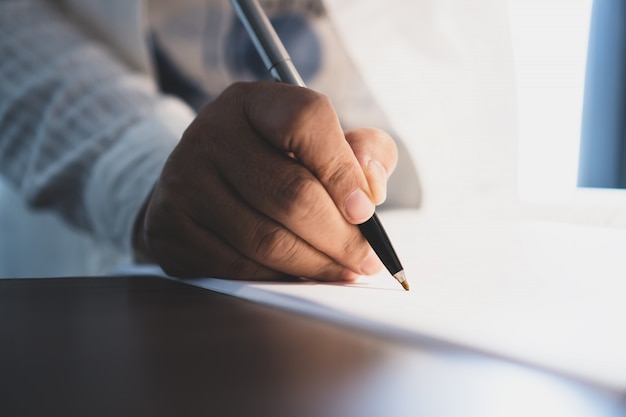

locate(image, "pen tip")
(393, 270), (409, 291)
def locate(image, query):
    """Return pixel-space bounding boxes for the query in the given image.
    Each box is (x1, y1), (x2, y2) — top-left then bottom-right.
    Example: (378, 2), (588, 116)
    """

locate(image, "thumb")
(345, 128), (398, 206)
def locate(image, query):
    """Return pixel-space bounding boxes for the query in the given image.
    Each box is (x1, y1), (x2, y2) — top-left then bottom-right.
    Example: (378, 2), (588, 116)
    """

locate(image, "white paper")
(179, 210), (626, 392)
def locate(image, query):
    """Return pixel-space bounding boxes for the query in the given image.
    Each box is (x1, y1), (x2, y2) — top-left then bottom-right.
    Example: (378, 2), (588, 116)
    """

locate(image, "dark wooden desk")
(1, 277), (624, 417)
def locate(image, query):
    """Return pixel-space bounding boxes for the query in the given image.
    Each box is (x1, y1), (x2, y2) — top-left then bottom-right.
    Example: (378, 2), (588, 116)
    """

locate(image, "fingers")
(143, 178), (304, 281)
(239, 82), (376, 224)
(178, 157), (361, 281)
(184, 108), (380, 276)
(345, 128), (398, 205)
(141, 81), (395, 282)
(149, 214), (284, 281)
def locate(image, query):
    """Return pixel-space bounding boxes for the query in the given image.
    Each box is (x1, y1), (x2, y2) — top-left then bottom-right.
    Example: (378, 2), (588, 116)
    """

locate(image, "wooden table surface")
(0, 276), (624, 417)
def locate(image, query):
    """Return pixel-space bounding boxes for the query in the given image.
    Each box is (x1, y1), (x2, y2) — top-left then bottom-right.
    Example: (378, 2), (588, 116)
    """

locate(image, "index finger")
(242, 82), (376, 224)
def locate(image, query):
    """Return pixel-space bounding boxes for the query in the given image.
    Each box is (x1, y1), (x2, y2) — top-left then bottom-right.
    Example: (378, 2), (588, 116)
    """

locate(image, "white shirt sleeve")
(0, 1), (195, 253)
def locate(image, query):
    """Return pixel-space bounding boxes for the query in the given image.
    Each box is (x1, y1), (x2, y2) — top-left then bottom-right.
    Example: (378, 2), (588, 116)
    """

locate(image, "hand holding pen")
(135, 81), (400, 283)
(230, 0), (409, 289)
(133, 3), (403, 287)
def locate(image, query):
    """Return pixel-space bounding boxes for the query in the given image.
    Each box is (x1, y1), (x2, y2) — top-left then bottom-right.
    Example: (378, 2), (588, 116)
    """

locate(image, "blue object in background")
(578, 0), (626, 188)
(225, 12), (322, 84)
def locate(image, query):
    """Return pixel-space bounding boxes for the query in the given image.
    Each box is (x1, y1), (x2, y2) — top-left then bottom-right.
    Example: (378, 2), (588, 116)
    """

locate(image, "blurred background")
(3, 0), (623, 276)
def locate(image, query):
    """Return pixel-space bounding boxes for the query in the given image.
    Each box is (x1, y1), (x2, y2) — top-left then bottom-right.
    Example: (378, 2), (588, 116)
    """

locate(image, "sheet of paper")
(176, 210), (626, 392)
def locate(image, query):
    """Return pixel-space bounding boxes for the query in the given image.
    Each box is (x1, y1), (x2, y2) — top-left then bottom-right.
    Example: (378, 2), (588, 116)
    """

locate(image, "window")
(508, 0), (593, 202)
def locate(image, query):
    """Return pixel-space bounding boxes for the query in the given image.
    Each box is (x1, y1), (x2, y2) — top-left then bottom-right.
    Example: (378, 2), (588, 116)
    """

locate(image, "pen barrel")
(358, 214), (403, 276)
(271, 59), (305, 87)
(230, 0), (305, 86)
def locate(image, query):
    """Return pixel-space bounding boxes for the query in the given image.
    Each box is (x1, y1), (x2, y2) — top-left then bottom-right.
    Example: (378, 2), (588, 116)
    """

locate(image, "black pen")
(230, 0), (409, 291)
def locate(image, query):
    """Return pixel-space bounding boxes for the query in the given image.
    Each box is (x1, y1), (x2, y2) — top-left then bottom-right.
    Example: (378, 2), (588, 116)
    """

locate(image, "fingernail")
(360, 249), (384, 275)
(344, 189), (375, 223)
(367, 159), (387, 204)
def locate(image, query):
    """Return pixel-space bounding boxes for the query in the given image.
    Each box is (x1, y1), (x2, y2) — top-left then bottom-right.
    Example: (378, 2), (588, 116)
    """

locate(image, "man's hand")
(134, 81), (398, 282)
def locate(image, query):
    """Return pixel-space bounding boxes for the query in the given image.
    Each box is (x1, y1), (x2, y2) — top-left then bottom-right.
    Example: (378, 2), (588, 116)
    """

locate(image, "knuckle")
(321, 159), (356, 188)
(301, 91), (332, 115)
(273, 169), (319, 214)
(221, 81), (249, 98)
(283, 91), (334, 133)
(253, 226), (300, 264)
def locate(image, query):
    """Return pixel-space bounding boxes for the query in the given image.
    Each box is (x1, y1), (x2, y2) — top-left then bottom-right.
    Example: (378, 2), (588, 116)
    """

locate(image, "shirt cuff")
(84, 96), (195, 254)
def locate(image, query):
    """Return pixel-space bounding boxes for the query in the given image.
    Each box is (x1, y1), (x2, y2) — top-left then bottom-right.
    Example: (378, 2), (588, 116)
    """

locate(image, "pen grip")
(358, 214), (403, 276)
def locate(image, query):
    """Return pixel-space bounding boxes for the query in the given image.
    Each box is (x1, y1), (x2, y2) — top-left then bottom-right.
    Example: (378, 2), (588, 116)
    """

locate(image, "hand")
(134, 81), (398, 282)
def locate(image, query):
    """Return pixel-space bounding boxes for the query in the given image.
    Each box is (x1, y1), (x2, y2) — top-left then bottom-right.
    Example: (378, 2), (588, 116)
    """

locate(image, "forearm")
(0, 1), (194, 252)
